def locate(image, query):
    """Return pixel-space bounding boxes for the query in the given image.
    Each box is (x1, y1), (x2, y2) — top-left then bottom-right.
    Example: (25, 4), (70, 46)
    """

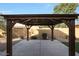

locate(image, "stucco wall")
(12, 27), (79, 39)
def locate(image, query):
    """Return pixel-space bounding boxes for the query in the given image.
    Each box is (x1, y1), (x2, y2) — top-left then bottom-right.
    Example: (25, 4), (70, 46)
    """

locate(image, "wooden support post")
(48, 25), (54, 41)
(6, 20), (13, 56)
(27, 28), (29, 41)
(51, 26), (54, 41)
(25, 25), (32, 41)
(69, 20), (75, 56)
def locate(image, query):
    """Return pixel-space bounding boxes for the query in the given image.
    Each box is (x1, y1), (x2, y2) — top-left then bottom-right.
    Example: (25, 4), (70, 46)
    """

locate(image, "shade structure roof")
(1, 14), (79, 56)
(0, 14), (79, 25)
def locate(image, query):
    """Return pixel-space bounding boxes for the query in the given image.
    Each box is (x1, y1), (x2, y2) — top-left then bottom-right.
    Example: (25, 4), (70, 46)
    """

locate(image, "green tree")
(53, 3), (78, 27)
(54, 3), (78, 14)
(0, 16), (6, 31)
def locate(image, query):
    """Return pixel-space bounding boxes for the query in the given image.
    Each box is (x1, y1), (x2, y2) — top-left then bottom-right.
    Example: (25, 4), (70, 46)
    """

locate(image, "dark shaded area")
(30, 36), (37, 39)
(42, 33), (47, 40)
(62, 42), (79, 53)
(0, 39), (22, 51)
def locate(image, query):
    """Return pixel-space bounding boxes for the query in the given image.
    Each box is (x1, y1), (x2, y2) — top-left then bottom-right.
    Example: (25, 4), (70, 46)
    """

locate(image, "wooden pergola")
(0, 14), (79, 56)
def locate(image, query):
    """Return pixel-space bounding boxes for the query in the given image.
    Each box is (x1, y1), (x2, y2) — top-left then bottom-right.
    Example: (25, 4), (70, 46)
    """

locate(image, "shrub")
(31, 36), (37, 39)
(20, 36), (24, 39)
(42, 33), (47, 39)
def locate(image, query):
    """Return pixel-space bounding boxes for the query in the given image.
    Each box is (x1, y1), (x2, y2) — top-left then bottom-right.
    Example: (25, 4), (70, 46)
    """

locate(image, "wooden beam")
(25, 25), (32, 41)
(27, 28), (29, 41)
(22, 19), (32, 24)
(2, 14), (77, 20)
(51, 26), (54, 41)
(48, 25), (54, 41)
(69, 20), (75, 56)
(6, 20), (13, 56)
(4, 17), (76, 20)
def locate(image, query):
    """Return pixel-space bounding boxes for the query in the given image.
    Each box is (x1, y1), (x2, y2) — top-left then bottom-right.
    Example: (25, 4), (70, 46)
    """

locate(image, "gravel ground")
(0, 38), (22, 51)
(1, 39), (79, 56)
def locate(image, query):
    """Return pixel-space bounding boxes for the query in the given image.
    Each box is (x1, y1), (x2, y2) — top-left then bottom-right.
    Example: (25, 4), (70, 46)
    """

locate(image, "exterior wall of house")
(12, 28), (26, 38)
(12, 26), (39, 38)
(38, 28), (69, 39)
(38, 28), (51, 39)
(12, 27), (79, 40)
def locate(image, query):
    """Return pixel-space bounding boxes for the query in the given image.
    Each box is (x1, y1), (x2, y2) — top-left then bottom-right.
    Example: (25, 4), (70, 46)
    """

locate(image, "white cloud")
(0, 10), (12, 14)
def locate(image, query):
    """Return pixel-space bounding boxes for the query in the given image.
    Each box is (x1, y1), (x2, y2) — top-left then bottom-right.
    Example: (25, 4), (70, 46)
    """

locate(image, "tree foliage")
(53, 3), (78, 28)
(54, 3), (78, 14)
(0, 16), (6, 31)
(55, 23), (68, 28)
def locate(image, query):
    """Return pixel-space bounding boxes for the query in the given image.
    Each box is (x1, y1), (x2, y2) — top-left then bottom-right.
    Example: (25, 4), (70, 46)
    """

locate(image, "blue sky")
(0, 3), (79, 24)
(0, 3), (79, 14)
(0, 3), (58, 14)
